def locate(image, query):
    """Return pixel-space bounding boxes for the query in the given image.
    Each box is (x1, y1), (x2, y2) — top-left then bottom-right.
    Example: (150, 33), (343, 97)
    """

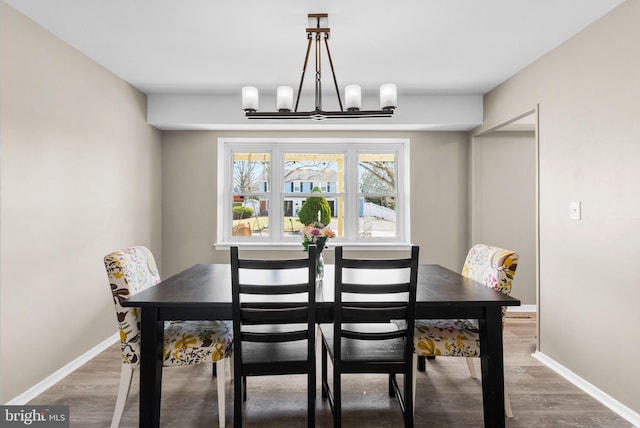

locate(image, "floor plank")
(28, 314), (633, 427)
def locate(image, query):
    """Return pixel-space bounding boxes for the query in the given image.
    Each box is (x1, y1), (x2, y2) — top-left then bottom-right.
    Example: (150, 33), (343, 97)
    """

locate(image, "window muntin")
(219, 139), (409, 247)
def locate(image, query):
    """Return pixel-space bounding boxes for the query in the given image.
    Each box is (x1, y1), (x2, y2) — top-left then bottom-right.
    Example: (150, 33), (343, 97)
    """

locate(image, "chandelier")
(241, 13), (397, 120)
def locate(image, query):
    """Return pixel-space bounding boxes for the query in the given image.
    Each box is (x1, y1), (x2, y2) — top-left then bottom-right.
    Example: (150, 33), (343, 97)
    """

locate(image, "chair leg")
(316, 325), (322, 362)
(466, 357), (479, 379)
(111, 364), (134, 428)
(333, 370), (341, 428)
(216, 359), (226, 428)
(404, 367), (414, 428)
(388, 374), (395, 397)
(412, 354), (417, 415)
(417, 355), (426, 372)
(321, 338), (328, 399)
(504, 383), (514, 418)
(242, 376), (247, 401)
(233, 358), (242, 428)
(308, 365), (316, 428)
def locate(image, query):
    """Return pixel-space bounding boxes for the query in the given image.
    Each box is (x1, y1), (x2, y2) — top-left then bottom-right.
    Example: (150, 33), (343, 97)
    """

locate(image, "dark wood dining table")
(123, 263), (520, 428)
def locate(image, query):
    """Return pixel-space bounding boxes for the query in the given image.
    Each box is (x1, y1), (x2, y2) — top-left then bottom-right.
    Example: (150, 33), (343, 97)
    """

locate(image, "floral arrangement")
(301, 210), (335, 280)
(302, 221), (336, 253)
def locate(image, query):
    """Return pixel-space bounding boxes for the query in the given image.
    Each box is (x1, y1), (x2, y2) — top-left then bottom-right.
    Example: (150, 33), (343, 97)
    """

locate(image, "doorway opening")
(471, 108), (539, 349)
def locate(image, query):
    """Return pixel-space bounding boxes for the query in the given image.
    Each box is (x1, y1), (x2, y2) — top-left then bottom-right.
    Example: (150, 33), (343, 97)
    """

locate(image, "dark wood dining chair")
(320, 245), (419, 428)
(230, 245), (317, 428)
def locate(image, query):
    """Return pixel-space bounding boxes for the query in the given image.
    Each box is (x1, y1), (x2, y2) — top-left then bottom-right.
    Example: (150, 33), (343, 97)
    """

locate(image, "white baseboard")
(533, 351), (640, 427)
(507, 304), (536, 312)
(6, 333), (119, 405)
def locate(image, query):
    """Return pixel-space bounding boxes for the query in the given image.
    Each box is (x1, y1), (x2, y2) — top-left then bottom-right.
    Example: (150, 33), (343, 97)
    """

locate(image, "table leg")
(479, 307), (505, 428)
(140, 307), (164, 428)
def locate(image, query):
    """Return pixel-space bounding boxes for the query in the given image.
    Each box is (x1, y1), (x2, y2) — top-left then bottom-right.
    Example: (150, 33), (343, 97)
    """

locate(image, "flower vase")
(316, 252), (324, 282)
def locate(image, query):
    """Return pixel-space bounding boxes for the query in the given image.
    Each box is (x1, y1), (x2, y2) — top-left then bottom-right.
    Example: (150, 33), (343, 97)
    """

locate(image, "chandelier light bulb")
(242, 86), (259, 112)
(345, 85), (362, 111)
(380, 83), (397, 110)
(277, 86), (294, 112)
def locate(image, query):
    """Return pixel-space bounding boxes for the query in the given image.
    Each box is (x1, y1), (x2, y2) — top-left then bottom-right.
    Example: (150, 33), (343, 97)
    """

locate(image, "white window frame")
(216, 137), (411, 250)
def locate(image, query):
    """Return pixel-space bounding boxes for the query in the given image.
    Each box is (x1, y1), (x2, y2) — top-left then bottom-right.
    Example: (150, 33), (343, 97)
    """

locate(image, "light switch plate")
(569, 201), (581, 220)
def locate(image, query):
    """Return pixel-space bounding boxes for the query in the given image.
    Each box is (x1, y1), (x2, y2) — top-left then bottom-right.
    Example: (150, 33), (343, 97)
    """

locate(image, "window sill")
(214, 241), (413, 252)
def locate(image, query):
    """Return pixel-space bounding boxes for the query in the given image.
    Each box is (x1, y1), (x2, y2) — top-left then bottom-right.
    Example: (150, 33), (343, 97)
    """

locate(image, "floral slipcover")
(104, 246), (233, 366)
(414, 244), (518, 358)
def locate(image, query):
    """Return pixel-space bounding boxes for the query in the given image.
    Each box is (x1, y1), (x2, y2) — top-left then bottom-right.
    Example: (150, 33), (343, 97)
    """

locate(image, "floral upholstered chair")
(413, 244), (519, 417)
(104, 246), (233, 428)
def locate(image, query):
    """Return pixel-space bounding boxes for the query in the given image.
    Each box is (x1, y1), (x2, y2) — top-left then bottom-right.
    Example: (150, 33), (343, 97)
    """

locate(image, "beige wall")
(479, 0), (640, 414)
(471, 130), (537, 305)
(0, 3), (162, 402)
(161, 130), (469, 277)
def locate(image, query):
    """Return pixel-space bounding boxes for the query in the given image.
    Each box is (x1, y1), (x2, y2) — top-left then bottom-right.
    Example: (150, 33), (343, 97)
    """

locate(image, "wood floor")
(29, 314), (632, 427)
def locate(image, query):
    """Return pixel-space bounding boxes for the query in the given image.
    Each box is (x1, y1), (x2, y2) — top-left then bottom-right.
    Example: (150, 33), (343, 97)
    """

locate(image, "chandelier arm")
(314, 32), (322, 112)
(245, 109), (393, 120)
(323, 34), (344, 112)
(295, 34), (314, 112)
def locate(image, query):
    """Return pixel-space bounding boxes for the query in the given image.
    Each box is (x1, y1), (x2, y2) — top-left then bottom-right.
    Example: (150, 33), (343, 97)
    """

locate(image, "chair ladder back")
(238, 282), (310, 295)
(231, 245), (317, 348)
(333, 245), (419, 358)
(240, 305), (309, 324)
(236, 257), (311, 270)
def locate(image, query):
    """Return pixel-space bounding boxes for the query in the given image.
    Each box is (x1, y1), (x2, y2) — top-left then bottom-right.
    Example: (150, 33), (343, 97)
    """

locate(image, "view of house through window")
(221, 139), (408, 246)
(282, 153), (345, 237)
(232, 152), (270, 237)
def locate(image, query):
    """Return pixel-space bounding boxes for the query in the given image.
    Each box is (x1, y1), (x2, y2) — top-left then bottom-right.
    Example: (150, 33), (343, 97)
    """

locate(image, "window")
(217, 138), (410, 248)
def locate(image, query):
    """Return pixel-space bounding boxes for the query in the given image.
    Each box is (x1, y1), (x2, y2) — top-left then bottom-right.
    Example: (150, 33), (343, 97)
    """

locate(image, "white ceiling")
(5, 0), (625, 130)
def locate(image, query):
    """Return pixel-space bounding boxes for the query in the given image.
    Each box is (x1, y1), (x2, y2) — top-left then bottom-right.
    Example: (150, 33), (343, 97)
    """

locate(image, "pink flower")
(302, 223), (335, 251)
